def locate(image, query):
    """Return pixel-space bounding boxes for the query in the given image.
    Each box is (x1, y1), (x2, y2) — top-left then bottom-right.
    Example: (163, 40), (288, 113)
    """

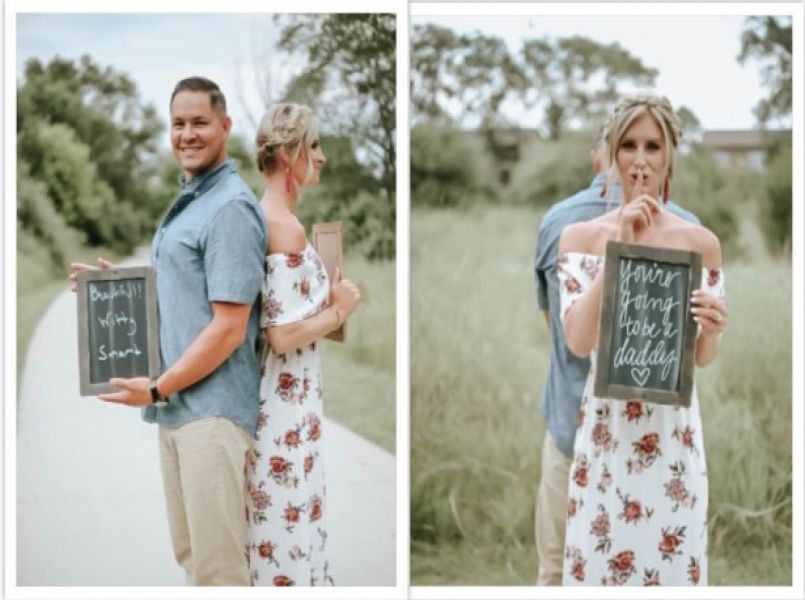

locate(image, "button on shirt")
(533, 174), (700, 457)
(142, 159), (267, 437)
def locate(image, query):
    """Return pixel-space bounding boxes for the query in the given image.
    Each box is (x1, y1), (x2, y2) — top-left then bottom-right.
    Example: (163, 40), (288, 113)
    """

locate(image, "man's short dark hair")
(170, 77), (227, 115)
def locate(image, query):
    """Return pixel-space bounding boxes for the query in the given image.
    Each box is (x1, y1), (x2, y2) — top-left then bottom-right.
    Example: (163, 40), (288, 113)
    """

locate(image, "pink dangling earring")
(284, 167), (294, 195)
(662, 176), (670, 204)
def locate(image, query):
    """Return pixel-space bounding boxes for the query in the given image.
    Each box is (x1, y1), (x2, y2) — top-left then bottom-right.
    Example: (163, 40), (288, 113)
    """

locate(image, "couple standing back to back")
(71, 77), (361, 586)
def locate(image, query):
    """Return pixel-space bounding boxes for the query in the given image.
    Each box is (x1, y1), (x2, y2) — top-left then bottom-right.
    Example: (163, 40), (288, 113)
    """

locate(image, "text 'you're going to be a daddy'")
(595, 241), (701, 407)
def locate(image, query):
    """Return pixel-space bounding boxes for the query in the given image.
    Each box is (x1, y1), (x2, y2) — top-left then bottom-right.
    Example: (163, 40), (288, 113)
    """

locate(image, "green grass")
(321, 255), (396, 453)
(411, 205), (792, 585)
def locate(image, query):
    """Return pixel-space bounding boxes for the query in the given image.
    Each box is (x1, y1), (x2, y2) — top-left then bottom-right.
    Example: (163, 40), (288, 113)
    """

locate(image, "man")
(532, 129), (699, 585)
(71, 77), (266, 585)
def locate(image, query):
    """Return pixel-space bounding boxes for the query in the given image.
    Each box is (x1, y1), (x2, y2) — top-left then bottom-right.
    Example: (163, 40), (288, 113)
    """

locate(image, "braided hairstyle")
(603, 94), (682, 203)
(254, 103), (320, 181)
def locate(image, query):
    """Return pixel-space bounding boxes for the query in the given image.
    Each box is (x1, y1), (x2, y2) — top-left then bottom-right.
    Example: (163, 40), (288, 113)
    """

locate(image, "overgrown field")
(411, 205), (791, 585)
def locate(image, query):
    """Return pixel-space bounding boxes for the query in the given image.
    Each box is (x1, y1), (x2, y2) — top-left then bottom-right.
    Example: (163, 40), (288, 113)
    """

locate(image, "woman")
(245, 103), (361, 586)
(557, 95), (728, 586)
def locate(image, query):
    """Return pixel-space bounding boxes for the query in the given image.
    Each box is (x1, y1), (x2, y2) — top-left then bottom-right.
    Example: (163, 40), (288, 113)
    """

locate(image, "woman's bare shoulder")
(267, 214), (306, 254)
(683, 223), (722, 268)
(558, 215), (616, 256)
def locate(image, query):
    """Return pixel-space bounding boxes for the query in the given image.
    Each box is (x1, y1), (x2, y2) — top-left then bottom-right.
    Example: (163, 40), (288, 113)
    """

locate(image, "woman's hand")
(330, 266), (362, 324)
(617, 173), (662, 243)
(691, 289), (728, 338)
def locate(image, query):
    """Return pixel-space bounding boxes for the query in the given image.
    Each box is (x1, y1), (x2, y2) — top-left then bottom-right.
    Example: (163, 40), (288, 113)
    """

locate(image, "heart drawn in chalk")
(631, 367), (650, 387)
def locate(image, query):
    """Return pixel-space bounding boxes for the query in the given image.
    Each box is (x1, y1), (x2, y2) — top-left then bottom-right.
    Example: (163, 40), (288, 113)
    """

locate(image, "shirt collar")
(177, 158), (234, 194)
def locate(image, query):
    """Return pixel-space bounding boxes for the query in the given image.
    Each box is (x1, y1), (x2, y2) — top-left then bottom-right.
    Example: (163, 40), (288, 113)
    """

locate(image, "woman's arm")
(265, 214), (362, 354)
(558, 223), (604, 358)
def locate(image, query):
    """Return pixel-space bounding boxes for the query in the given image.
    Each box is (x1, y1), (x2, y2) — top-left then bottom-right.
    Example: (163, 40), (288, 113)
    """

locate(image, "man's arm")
(98, 301), (251, 406)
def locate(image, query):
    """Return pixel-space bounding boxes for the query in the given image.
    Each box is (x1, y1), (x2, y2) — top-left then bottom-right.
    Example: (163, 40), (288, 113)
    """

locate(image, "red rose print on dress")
(276, 372), (300, 403)
(627, 432), (662, 473)
(309, 494), (323, 522)
(286, 253), (304, 268)
(567, 496), (579, 519)
(273, 574), (294, 586)
(604, 550), (637, 585)
(687, 556), (701, 585)
(622, 401), (653, 424)
(307, 413), (322, 442)
(268, 455), (298, 489)
(590, 505), (612, 554)
(581, 255), (600, 279)
(672, 425), (699, 457)
(591, 405), (618, 457)
(658, 526), (686, 562)
(304, 453), (315, 479)
(294, 277), (313, 302)
(255, 539), (280, 567)
(707, 268), (720, 286)
(663, 461), (697, 512)
(264, 289), (284, 323)
(248, 481), (272, 525)
(596, 464), (613, 494)
(565, 546), (586, 582)
(616, 487), (654, 526)
(282, 501), (306, 533)
(572, 454), (590, 488)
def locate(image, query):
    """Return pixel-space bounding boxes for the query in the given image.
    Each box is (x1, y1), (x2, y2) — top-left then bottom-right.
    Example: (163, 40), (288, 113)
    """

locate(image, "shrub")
(411, 124), (498, 207)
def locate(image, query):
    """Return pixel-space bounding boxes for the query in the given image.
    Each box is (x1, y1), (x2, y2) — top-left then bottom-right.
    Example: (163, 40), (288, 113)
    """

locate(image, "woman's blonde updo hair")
(255, 103), (320, 180)
(603, 94), (682, 202)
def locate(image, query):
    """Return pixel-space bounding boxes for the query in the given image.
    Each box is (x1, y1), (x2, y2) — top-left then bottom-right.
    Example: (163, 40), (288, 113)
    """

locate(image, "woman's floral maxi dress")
(246, 243), (333, 586)
(558, 252), (725, 586)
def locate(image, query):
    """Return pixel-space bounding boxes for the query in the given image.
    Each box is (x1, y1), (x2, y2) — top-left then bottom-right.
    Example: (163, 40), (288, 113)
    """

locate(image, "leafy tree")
(17, 55), (172, 262)
(411, 25), (527, 128)
(738, 16), (792, 124)
(410, 24), (463, 122)
(275, 14), (396, 201)
(520, 36), (657, 139)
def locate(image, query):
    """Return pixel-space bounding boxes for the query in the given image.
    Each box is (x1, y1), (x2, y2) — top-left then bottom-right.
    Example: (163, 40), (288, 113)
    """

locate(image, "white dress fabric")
(246, 243), (334, 586)
(557, 251), (725, 587)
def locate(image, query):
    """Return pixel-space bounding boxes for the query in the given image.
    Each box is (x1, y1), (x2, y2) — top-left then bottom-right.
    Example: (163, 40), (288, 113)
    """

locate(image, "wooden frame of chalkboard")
(76, 266), (160, 395)
(594, 241), (702, 407)
(312, 221), (345, 343)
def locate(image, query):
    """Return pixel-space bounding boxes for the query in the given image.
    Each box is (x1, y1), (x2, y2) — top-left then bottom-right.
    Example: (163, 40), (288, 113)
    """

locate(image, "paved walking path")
(15, 259), (396, 586)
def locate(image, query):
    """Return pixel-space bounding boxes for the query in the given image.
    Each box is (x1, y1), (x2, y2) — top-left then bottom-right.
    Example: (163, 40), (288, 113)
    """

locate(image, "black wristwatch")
(150, 378), (168, 406)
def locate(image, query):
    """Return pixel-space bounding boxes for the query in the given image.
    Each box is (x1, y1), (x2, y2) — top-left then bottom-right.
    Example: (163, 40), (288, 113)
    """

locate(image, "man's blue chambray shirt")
(533, 174), (700, 457)
(142, 159), (267, 437)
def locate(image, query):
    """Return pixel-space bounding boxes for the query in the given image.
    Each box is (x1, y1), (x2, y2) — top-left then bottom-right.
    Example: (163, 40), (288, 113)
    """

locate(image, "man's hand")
(98, 377), (152, 406)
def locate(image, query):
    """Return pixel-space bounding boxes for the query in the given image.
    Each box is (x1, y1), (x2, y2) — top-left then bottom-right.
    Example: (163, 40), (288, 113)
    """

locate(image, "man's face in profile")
(170, 91), (231, 179)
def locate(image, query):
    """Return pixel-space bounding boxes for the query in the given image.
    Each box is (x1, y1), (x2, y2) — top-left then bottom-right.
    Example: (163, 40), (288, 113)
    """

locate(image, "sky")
(15, 13), (307, 144)
(412, 14), (786, 131)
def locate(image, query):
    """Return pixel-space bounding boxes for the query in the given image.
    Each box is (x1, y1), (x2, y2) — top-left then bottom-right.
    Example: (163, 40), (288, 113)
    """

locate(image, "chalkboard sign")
(76, 266), (159, 395)
(594, 241), (701, 407)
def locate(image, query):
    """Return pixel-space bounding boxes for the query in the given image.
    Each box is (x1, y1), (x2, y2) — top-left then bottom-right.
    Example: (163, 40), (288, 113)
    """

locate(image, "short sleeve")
(202, 197), (267, 304)
(557, 252), (603, 325)
(701, 267), (726, 301)
(263, 248), (329, 327)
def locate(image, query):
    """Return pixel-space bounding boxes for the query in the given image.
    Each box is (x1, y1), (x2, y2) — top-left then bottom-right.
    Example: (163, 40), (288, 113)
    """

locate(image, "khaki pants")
(535, 432), (573, 586)
(159, 417), (254, 586)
